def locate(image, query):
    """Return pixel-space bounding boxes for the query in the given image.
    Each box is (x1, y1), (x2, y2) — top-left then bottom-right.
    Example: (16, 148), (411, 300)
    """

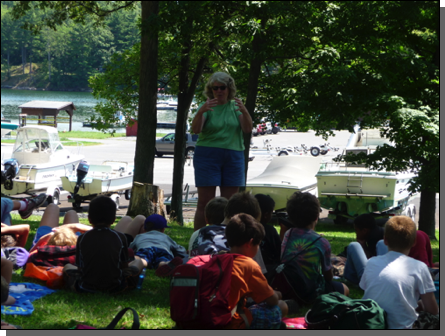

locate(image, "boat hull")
(61, 174), (133, 196)
(246, 156), (322, 211)
(1, 159), (82, 196)
(316, 168), (416, 217)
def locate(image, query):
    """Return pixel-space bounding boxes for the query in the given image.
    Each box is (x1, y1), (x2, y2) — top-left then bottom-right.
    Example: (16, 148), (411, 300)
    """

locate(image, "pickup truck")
(155, 132), (198, 158)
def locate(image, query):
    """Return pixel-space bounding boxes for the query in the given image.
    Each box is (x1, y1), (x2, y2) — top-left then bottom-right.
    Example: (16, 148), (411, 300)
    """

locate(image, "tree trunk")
(127, 182), (166, 218)
(418, 189), (437, 240)
(169, 36), (207, 224)
(22, 46), (26, 75)
(127, 1), (159, 217)
(7, 51), (10, 79)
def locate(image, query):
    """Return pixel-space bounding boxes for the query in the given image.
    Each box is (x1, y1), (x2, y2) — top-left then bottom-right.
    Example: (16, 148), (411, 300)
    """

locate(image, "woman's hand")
(201, 98), (218, 112)
(235, 97), (253, 133)
(234, 97), (248, 114)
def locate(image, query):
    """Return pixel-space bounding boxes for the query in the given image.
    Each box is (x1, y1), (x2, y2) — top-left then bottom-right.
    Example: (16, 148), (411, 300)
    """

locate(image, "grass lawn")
(4, 214), (440, 329)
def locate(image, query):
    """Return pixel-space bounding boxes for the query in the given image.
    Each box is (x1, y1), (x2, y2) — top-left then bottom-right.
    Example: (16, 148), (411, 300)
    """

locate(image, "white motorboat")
(316, 125), (417, 224)
(1, 126), (84, 204)
(246, 155), (322, 211)
(61, 160), (133, 209)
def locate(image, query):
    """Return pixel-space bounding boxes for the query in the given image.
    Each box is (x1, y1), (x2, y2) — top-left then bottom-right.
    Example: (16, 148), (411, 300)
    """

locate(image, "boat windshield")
(357, 129), (392, 147)
(13, 128), (62, 153)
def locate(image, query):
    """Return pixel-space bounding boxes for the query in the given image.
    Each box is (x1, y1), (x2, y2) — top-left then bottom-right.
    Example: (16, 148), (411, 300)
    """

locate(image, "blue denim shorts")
(193, 146), (245, 187)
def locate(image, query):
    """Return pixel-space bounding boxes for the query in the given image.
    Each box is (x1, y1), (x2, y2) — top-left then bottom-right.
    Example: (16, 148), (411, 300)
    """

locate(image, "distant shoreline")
(1, 85), (92, 93)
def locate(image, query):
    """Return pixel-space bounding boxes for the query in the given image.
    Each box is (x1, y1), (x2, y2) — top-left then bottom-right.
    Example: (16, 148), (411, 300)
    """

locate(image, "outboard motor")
(2, 158), (19, 190)
(74, 160), (89, 194)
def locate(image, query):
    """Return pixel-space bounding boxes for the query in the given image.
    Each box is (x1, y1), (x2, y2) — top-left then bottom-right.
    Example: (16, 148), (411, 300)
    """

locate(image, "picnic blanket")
(1, 282), (56, 316)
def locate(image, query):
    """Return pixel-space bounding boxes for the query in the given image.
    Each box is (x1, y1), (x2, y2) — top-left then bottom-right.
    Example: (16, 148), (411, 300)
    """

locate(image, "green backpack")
(305, 292), (387, 329)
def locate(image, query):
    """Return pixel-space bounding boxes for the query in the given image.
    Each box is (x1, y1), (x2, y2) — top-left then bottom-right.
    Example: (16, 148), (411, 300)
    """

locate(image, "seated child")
(130, 214), (188, 277)
(191, 192), (261, 256)
(188, 197), (228, 256)
(63, 196), (144, 293)
(190, 192), (267, 274)
(254, 194), (281, 274)
(360, 216), (438, 329)
(343, 214), (385, 284)
(281, 192), (349, 299)
(224, 213), (288, 329)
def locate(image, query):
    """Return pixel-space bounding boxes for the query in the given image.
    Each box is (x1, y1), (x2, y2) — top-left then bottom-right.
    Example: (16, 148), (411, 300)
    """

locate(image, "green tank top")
(195, 100), (244, 151)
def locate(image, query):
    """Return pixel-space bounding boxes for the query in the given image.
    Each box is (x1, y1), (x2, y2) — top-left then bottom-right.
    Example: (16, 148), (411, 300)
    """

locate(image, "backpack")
(1, 247), (30, 270)
(269, 232), (324, 304)
(170, 253), (246, 329)
(305, 292), (387, 329)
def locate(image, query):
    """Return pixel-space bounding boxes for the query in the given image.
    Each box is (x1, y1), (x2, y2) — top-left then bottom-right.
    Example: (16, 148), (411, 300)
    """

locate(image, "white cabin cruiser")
(246, 156), (322, 211)
(1, 126), (84, 203)
(61, 160), (133, 210)
(316, 126), (417, 224)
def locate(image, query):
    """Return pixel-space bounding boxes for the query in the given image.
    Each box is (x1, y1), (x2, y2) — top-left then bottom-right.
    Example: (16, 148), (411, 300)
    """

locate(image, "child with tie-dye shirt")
(281, 192), (349, 301)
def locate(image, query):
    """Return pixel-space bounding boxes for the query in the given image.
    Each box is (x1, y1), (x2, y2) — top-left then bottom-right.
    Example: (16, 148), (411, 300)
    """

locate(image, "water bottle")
(136, 268), (146, 289)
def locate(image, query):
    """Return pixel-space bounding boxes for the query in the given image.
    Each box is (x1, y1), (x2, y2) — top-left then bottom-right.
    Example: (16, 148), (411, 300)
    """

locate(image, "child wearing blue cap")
(130, 214), (188, 277)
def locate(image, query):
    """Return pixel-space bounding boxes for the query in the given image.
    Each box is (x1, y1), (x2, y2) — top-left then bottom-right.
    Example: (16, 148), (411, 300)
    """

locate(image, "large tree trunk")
(127, 1), (159, 217)
(169, 39), (207, 224)
(418, 189), (437, 240)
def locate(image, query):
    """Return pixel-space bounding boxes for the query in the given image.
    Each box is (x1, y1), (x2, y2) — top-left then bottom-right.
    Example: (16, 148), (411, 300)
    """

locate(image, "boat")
(1, 125), (85, 204)
(316, 125), (417, 224)
(61, 160), (134, 209)
(246, 155), (322, 211)
(1, 112), (19, 138)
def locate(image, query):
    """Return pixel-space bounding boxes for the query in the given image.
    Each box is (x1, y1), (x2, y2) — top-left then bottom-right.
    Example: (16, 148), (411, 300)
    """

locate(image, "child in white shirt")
(360, 216), (438, 329)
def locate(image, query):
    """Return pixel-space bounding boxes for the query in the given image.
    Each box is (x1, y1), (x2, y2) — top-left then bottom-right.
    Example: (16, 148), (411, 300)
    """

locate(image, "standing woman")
(191, 72), (252, 230)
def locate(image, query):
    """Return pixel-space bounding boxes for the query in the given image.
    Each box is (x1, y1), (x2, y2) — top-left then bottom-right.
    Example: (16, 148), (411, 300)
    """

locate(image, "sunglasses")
(212, 85), (227, 91)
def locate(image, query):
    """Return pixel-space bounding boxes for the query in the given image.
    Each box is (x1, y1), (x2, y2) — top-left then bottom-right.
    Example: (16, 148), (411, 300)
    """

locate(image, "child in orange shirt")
(224, 213), (288, 329)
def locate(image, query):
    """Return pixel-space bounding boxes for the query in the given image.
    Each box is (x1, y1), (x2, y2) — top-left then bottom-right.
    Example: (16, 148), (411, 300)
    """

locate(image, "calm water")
(1, 89), (178, 132)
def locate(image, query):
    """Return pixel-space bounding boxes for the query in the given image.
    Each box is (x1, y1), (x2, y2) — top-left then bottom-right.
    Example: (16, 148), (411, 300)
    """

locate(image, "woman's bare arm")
(191, 98), (217, 134)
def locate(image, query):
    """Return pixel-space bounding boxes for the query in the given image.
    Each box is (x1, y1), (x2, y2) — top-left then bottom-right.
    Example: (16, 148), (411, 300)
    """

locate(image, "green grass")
(4, 215), (440, 329)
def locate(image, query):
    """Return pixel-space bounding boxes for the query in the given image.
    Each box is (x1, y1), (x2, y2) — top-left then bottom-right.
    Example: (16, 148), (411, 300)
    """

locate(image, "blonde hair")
(48, 227), (77, 246)
(203, 72), (236, 100)
(384, 216), (417, 251)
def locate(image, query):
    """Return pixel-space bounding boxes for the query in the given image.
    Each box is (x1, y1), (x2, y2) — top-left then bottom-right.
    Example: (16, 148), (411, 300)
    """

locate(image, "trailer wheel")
(52, 190), (60, 206)
(278, 151), (288, 156)
(310, 147), (320, 157)
(125, 189), (131, 200)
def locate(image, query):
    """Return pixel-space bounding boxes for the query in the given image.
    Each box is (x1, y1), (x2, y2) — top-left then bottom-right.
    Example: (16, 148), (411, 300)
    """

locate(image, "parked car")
(155, 132), (198, 158)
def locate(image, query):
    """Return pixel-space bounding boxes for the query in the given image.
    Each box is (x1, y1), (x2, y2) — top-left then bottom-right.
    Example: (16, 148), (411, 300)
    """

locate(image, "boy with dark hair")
(360, 216), (438, 329)
(254, 194), (281, 275)
(191, 191), (261, 256)
(63, 196), (144, 293)
(224, 213), (288, 329)
(343, 214), (385, 284)
(130, 214), (188, 277)
(188, 197), (228, 255)
(281, 192), (349, 299)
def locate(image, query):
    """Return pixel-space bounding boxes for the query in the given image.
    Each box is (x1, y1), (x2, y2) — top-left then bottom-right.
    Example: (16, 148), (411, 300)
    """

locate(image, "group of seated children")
(1, 188), (439, 329)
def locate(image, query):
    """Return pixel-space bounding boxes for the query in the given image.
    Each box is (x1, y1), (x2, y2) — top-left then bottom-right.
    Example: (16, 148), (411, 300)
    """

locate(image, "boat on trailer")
(1, 125), (84, 204)
(61, 160), (133, 210)
(316, 125), (417, 224)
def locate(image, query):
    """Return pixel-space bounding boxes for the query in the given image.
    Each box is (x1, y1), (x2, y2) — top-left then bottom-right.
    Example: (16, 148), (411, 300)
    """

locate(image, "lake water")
(1, 88), (178, 132)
